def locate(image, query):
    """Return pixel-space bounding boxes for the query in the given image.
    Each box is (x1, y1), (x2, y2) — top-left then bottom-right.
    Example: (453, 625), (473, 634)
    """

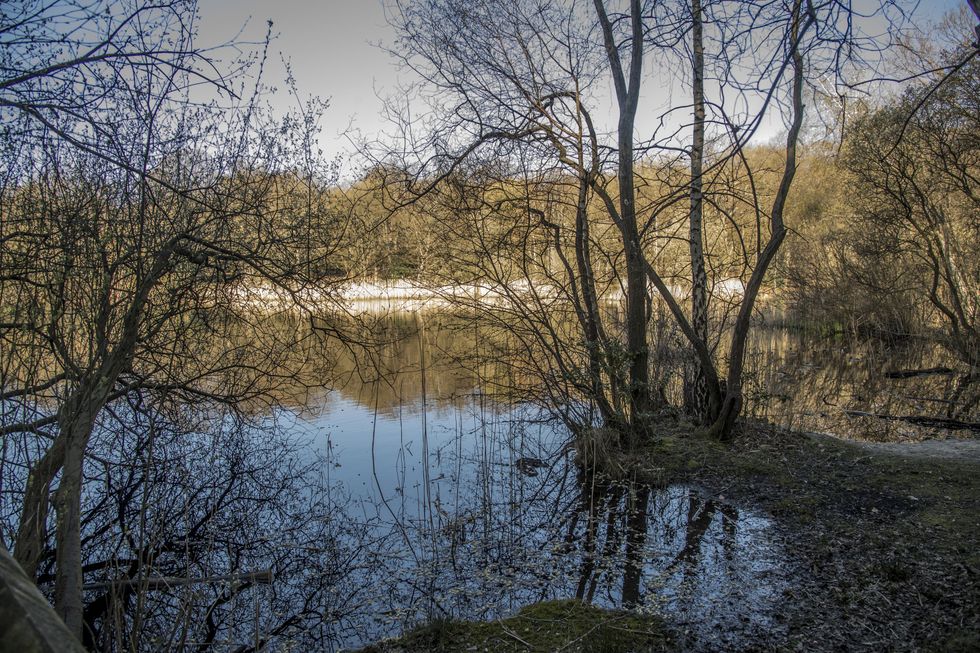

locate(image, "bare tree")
(0, 1), (241, 167)
(1, 0), (345, 640)
(378, 0), (908, 444)
(842, 49), (979, 369)
(685, 0), (710, 422)
(49, 400), (358, 652)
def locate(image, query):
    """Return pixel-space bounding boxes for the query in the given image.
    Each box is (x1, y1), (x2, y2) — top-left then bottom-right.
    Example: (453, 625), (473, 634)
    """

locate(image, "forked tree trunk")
(707, 0), (807, 440)
(14, 437), (66, 578)
(48, 373), (121, 640)
(14, 247), (172, 639)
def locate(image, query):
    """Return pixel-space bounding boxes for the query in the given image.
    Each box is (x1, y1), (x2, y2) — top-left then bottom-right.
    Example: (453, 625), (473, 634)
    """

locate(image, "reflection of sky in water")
(637, 487), (788, 650)
(260, 311), (977, 650)
(277, 388), (789, 651)
(261, 312), (976, 650)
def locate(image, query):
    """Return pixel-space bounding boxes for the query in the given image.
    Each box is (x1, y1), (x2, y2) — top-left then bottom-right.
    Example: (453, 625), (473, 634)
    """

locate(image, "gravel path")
(806, 431), (980, 462)
(853, 437), (980, 462)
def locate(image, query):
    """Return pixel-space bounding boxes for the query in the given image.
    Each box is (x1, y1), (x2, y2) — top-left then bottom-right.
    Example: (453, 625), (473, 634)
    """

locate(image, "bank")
(355, 423), (980, 652)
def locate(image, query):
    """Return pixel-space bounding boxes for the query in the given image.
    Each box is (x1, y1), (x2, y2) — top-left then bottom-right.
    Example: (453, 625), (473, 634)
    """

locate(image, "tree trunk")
(13, 436), (66, 578)
(594, 0), (650, 437)
(685, 0), (712, 424)
(706, 0), (807, 441)
(49, 377), (116, 640)
(53, 417), (90, 640)
(574, 171), (616, 423)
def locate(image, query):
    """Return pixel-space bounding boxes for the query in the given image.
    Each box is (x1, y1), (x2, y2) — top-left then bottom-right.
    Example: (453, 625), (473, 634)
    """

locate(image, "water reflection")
(742, 326), (978, 440)
(564, 472), (783, 649)
(283, 381), (787, 650)
(281, 309), (974, 649)
(314, 309), (977, 440)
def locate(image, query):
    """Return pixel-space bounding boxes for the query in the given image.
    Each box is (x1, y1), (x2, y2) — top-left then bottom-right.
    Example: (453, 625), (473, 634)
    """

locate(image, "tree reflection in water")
(280, 308), (976, 649)
(289, 385), (790, 650)
(568, 465), (753, 618)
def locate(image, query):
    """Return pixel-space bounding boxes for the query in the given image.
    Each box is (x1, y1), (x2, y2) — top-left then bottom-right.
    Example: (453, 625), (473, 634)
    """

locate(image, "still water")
(274, 309), (974, 650)
(280, 394), (788, 651)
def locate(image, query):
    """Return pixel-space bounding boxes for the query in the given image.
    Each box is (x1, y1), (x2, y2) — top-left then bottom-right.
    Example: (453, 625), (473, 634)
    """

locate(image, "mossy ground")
(355, 423), (978, 652)
(637, 422), (980, 651)
(356, 600), (669, 653)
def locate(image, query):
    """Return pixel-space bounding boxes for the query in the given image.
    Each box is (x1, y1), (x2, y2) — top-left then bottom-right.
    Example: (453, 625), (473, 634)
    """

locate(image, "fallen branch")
(843, 410), (980, 433)
(883, 367), (955, 379)
(83, 569), (273, 591)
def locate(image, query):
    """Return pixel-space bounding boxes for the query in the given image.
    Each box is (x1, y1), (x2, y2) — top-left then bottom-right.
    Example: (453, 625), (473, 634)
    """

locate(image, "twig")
(83, 569), (273, 591)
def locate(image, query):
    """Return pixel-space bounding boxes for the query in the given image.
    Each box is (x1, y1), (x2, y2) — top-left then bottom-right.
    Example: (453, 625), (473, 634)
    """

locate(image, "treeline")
(335, 56), (978, 374)
(780, 53), (978, 370)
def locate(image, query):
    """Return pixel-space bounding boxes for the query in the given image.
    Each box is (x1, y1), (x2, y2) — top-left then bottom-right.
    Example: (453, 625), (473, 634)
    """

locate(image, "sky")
(196, 0), (968, 169)
(196, 1), (397, 163)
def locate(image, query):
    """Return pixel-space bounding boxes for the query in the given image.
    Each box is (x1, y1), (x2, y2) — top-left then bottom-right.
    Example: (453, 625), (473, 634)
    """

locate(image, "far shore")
(239, 278), (748, 311)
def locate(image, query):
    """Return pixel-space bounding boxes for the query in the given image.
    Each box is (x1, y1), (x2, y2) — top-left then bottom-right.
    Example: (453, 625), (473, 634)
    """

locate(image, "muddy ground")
(357, 424), (979, 652)
(661, 424), (980, 652)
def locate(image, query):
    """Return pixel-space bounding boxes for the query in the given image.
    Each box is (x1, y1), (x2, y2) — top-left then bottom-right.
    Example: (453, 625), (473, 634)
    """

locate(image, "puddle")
(295, 402), (791, 650)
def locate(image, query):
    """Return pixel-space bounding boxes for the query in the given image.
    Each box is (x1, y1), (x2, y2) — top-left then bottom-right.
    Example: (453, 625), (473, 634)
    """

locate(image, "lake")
(272, 307), (974, 650)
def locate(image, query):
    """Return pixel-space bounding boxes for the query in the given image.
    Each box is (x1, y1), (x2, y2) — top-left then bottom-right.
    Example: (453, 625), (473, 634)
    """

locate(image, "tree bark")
(686, 0), (712, 424)
(53, 414), (92, 639)
(594, 0), (650, 436)
(13, 436), (66, 578)
(48, 373), (120, 640)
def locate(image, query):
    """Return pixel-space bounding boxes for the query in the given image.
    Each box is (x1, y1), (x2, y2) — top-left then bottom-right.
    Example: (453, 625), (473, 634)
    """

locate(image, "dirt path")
(706, 426), (980, 652)
(806, 431), (980, 463)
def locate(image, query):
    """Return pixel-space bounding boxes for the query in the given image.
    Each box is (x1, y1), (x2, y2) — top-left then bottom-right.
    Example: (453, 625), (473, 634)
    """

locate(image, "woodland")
(0, 1), (978, 651)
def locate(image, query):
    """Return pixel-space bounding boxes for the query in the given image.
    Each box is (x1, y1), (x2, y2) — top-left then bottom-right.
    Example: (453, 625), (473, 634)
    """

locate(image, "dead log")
(884, 367), (955, 379)
(844, 409), (980, 433)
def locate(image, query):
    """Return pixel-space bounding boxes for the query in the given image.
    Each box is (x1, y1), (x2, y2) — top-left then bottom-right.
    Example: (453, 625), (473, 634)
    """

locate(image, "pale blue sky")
(196, 0), (967, 166)
(196, 0), (393, 162)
